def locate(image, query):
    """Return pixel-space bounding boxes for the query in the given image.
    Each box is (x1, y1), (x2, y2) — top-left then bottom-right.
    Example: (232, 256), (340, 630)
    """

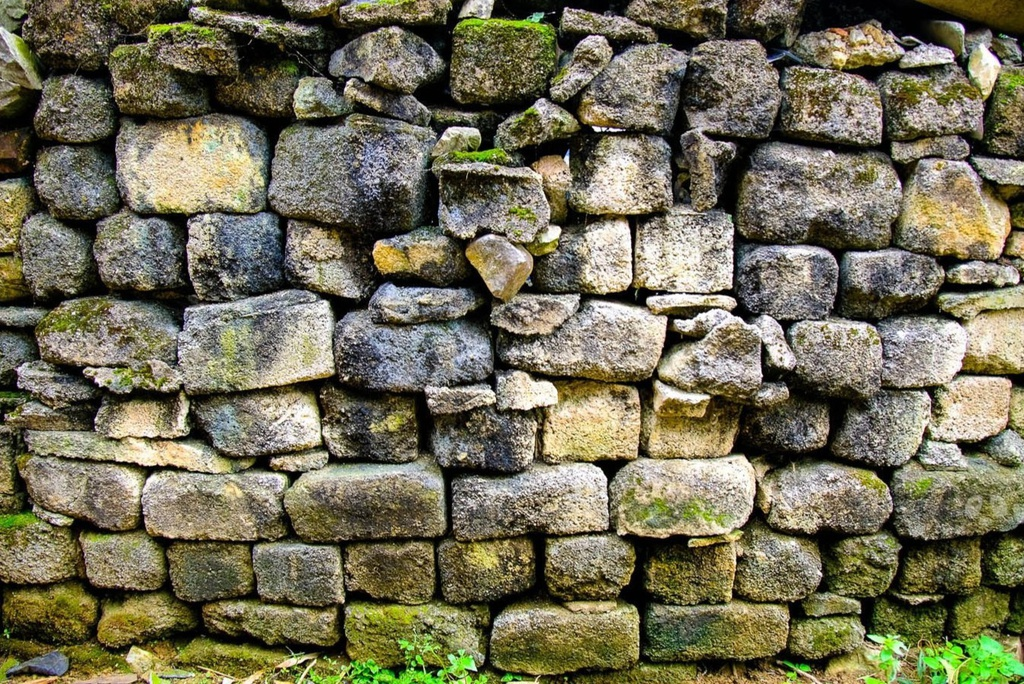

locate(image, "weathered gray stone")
(736, 143), (901, 248)
(293, 76), (352, 120)
(734, 521), (822, 602)
(425, 384), (495, 415)
(625, 0), (726, 39)
(985, 66), (1024, 157)
(568, 134), (673, 216)
(681, 40), (780, 140)
(549, 35), (613, 104)
(897, 538), (981, 594)
(117, 114), (268, 215)
(759, 460), (893, 535)
(962, 309), (1024, 374)
(970, 156), (1024, 190)
(736, 245), (837, 321)
(633, 206), (732, 293)
(0, 28), (41, 119)
(545, 535), (634, 601)
(80, 530), (167, 591)
(644, 540), (734, 605)
(981, 430), (1024, 467)
(494, 98), (580, 149)
(918, 439), (969, 470)
(335, 311), (491, 392)
(838, 249), (944, 319)
(678, 130), (737, 211)
(95, 392), (190, 440)
(450, 18), (557, 106)
(499, 299), (666, 382)
(253, 543), (343, 607)
(438, 537), (534, 603)
(433, 405), (536, 473)
(84, 360), (183, 396)
(560, 8), (657, 43)
(268, 449), (328, 473)
(368, 283), (482, 324)
(650, 381), (711, 418)
(270, 116), (433, 233)
(0, 305), (46, 328)
(788, 319), (882, 400)
(5, 401), (93, 432)
(831, 390), (931, 467)
(658, 315), (761, 402)
(21, 0), (116, 70)
(645, 602), (789, 661)
(345, 602), (488, 669)
(891, 458), (1024, 539)
(25, 430), (249, 474)
(435, 163), (548, 244)
(728, 0), (805, 46)
(0, 330), (34, 385)
(95, 211), (187, 292)
(879, 315), (966, 388)
(334, 0), (449, 27)
(793, 20), (904, 69)
(34, 75), (115, 144)
(778, 67), (882, 147)
(149, 22), (239, 77)
(491, 293), (579, 336)
(491, 601), (639, 675)
(16, 362), (96, 409)
(788, 617), (865, 660)
(946, 261), (1020, 287)
(20, 455), (145, 531)
(900, 43), (956, 68)
(345, 541), (435, 604)
(143, 471), (289, 540)
(286, 461), (446, 542)
(879, 65), (984, 141)
(642, 396), (740, 459)
(896, 159), (1010, 260)
(167, 541), (254, 601)
(495, 370), (556, 411)
(320, 385), (417, 463)
(343, 78), (430, 126)
(610, 456), (754, 539)
(19, 213), (97, 301)
(330, 27), (443, 94)
(372, 227), (469, 287)
(2, 582), (99, 644)
(891, 135), (971, 164)
(179, 290), (334, 395)
(533, 218), (631, 295)
(187, 212), (284, 302)
(799, 593), (862, 617)
(97, 591), (198, 649)
(190, 6), (327, 50)
(280, 220), (374, 300)
(193, 387), (321, 458)
(34, 145), (119, 221)
(929, 375), (1011, 442)
(108, 44), (211, 119)
(822, 532), (901, 598)
(648, 295), (738, 316)
(0, 513), (80, 584)
(452, 463), (608, 541)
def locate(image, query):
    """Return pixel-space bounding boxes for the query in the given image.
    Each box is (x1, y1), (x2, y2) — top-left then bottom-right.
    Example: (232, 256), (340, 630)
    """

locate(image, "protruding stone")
(494, 98), (581, 149)
(20, 456), (145, 531)
(560, 8), (657, 43)
(658, 315), (761, 402)
(203, 601), (340, 647)
(345, 541), (434, 604)
(549, 35), (613, 104)
(918, 439), (969, 470)
(651, 381), (711, 418)
(34, 75), (115, 144)
(465, 234), (533, 301)
(431, 126), (481, 158)
(193, 387), (320, 458)
(879, 65), (983, 141)
(779, 67), (883, 147)
(425, 384), (495, 415)
(891, 135), (971, 164)
(788, 319), (882, 400)
(334, 0), (451, 28)
(822, 532), (900, 598)
(727, 0), (805, 45)
(645, 602), (789, 662)
(900, 44), (956, 68)
(800, 593), (862, 617)
(320, 385), (417, 463)
(149, 22), (239, 77)
(793, 20), (904, 69)
(831, 390), (931, 467)
(292, 76), (352, 120)
(373, 227), (470, 287)
(108, 44), (211, 119)
(838, 249), (943, 319)
(0, 513), (80, 584)
(542, 380), (639, 463)
(84, 360), (183, 396)
(438, 537), (535, 603)
(678, 130), (736, 211)
(495, 371), (557, 411)
(19, 213), (97, 301)
(645, 540), (734, 605)
(962, 309), (1024, 374)
(344, 602), (488, 669)
(625, 0), (726, 39)
(646, 294), (737, 315)
(21, 0), (115, 70)
(189, 7), (326, 51)
(95, 392), (190, 440)
(929, 375), (1011, 442)
(449, 18), (557, 106)
(946, 260), (1020, 287)
(2, 582), (99, 644)
(343, 78), (430, 126)
(568, 134), (673, 216)
(985, 66), (1024, 157)
(491, 293), (579, 336)
(34, 145), (119, 221)
(186, 212), (283, 302)
(436, 163), (548, 243)
(24, 431), (247, 474)
(788, 617), (865, 660)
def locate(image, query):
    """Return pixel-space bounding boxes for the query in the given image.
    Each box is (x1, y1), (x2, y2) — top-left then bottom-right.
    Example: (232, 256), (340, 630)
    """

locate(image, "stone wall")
(0, 0), (1023, 675)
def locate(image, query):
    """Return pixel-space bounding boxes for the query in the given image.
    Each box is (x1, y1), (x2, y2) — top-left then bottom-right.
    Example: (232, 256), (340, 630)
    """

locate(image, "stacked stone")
(0, 0), (1022, 676)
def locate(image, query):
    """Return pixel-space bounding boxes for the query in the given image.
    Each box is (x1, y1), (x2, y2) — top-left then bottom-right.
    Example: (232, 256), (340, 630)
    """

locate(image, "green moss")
(0, 512), (39, 531)
(457, 17), (557, 42)
(148, 22), (220, 42)
(447, 148), (515, 165)
(908, 477), (935, 500)
(36, 297), (113, 336)
(63, 643), (131, 674)
(508, 206), (537, 221)
(854, 469), (888, 496)
(369, 412), (408, 434)
(177, 637), (292, 678)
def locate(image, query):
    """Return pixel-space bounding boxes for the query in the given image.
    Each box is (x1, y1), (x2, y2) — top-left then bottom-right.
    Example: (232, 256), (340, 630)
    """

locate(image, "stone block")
(642, 396), (741, 459)
(788, 319), (882, 400)
(736, 245), (838, 321)
(634, 206), (732, 293)
(495, 370), (557, 411)
(0, 513), (80, 584)
(95, 393), (190, 440)
(534, 218), (632, 295)
(897, 539), (981, 594)
(167, 541), (254, 602)
(787, 617), (865, 660)
(143, 471), (289, 541)
(822, 532), (901, 598)
(644, 540), (734, 605)
(0, 177), (36, 253)
(465, 234), (533, 301)
(34, 145), (119, 221)
(80, 530), (167, 591)
(285, 220), (376, 300)
(438, 537), (534, 603)
(321, 385), (418, 463)
(831, 390), (931, 467)
(963, 309), (1024, 374)
(34, 74), (115, 144)
(186, 212), (284, 302)
(20, 456), (145, 531)
(372, 227), (470, 287)
(983, 533), (1024, 587)
(95, 211), (188, 292)
(568, 134), (673, 215)
(929, 375), (1011, 442)
(658, 314), (761, 402)
(879, 315), (966, 388)
(450, 18), (556, 106)
(435, 162), (549, 243)
(545, 534), (633, 601)
(2, 582), (99, 644)
(870, 597), (946, 643)
(0, 331), (36, 385)
(203, 600), (340, 647)
(330, 26), (444, 94)
(645, 602), (789, 661)
(740, 394), (829, 453)
(193, 387), (321, 458)
(369, 284), (484, 326)
(560, 8), (657, 43)
(778, 67), (882, 146)
(213, 55), (304, 119)
(345, 602), (489, 668)
(345, 541), (435, 604)
(838, 249), (944, 319)
(108, 44), (211, 118)
(879, 65), (983, 141)
(286, 461), (446, 542)
(20, 213), (98, 301)
(254, 542), (344, 607)
(21, 0), (117, 70)
(433, 405), (536, 473)
(948, 587), (1011, 638)
(734, 521), (821, 603)
(542, 381), (639, 463)
(985, 66), (1024, 157)
(625, 0), (726, 38)
(98, 591), (198, 649)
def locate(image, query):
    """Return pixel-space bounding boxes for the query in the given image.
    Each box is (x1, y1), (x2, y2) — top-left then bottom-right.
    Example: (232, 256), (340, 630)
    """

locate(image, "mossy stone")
(948, 586), (1011, 638)
(896, 539), (981, 595)
(450, 19), (557, 106)
(644, 540), (734, 605)
(983, 533), (1024, 587)
(822, 533), (900, 598)
(176, 637), (291, 678)
(787, 616), (866, 660)
(870, 596), (946, 642)
(645, 601), (790, 661)
(97, 590), (199, 649)
(2, 581), (99, 644)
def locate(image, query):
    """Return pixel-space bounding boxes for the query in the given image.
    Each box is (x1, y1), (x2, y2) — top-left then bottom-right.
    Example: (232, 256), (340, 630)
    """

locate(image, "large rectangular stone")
(19, 455), (145, 531)
(634, 206), (733, 293)
(285, 461), (446, 542)
(645, 602), (789, 661)
(203, 600), (340, 647)
(178, 290), (335, 395)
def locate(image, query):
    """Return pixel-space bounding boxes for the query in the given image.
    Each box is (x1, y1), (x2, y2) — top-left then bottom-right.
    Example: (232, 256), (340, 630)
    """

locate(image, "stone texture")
(793, 20), (904, 69)
(335, 311), (492, 392)
(34, 145), (119, 221)
(985, 66), (1024, 157)
(822, 532), (901, 598)
(838, 249), (943, 320)
(625, 0), (726, 39)
(193, 387), (321, 458)
(320, 385), (417, 463)
(938, 285), (1024, 319)
(84, 361), (183, 397)
(368, 283), (482, 324)
(282, 220), (372, 298)
(737, 143), (901, 248)
(345, 602), (489, 669)
(879, 315), (966, 388)
(465, 234), (533, 301)
(179, 290), (334, 395)
(891, 458), (1024, 539)
(983, 533), (1024, 587)
(498, 299), (666, 382)
(95, 392), (191, 440)
(658, 315), (761, 402)
(285, 461), (446, 542)
(929, 375), (1011, 442)
(330, 26), (443, 93)
(95, 211), (187, 292)
(779, 67), (882, 147)
(948, 587), (1011, 638)
(800, 593), (862, 618)
(545, 534), (634, 601)
(946, 261), (1020, 288)
(896, 159), (1010, 261)
(0, 330), (35, 385)
(681, 40), (780, 140)
(187, 212), (284, 302)
(450, 18), (557, 106)
(645, 602), (789, 661)
(740, 395), (829, 453)
(568, 134), (673, 216)
(634, 206), (732, 294)
(788, 319), (882, 400)
(787, 617), (865, 660)
(19, 455), (144, 531)
(549, 35), (614, 104)
(19, 213), (97, 301)
(734, 521), (822, 603)
(343, 79), (430, 126)
(831, 390), (931, 467)
(727, 0), (805, 45)
(879, 65), (984, 141)
(963, 309), (1024, 374)
(897, 539), (981, 594)
(97, 591), (198, 649)
(891, 135), (971, 164)
(34, 75), (115, 144)
(493, 98), (580, 150)
(491, 293), (579, 336)
(0, 177), (35, 254)
(117, 114), (268, 215)
(334, 0), (450, 28)
(80, 530), (167, 591)
(203, 601), (340, 647)
(109, 44), (210, 118)
(0, 513), (80, 584)
(372, 227), (470, 287)
(438, 537), (534, 603)
(736, 245), (837, 321)
(436, 162), (548, 244)
(541, 380), (639, 463)
(452, 463), (608, 541)
(871, 597), (947, 643)
(645, 540), (734, 605)
(534, 218), (631, 295)
(425, 385), (495, 415)
(293, 76), (352, 120)
(345, 541), (435, 605)
(491, 601), (639, 675)
(495, 370), (556, 411)
(560, 8), (656, 43)
(22, 0), (116, 71)
(678, 130), (737, 211)
(5, 401), (93, 432)
(167, 541), (254, 601)
(433, 405), (536, 473)
(642, 396), (741, 459)
(610, 456), (755, 539)
(143, 471), (289, 541)
(2, 582), (99, 644)
(759, 460), (893, 535)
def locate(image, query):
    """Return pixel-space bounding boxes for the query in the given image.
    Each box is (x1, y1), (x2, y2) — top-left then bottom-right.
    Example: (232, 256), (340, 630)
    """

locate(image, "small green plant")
(865, 633), (1024, 684)
(866, 634), (911, 684)
(339, 635), (488, 684)
(780, 660), (813, 682)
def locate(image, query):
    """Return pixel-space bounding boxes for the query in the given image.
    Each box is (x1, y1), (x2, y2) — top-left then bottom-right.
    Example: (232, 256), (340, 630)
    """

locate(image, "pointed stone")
(465, 234), (532, 301)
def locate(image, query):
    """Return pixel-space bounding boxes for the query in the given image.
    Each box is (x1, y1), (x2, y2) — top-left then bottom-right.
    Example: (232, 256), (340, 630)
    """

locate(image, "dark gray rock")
(368, 283), (483, 324)
(831, 390), (931, 467)
(545, 534), (634, 601)
(34, 145), (119, 221)
(178, 290), (335, 394)
(95, 211), (187, 292)
(343, 78), (431, 126)
(149, 22), (239, 77)
(334, 311), (492, 392)
(285, 461), (446, 542)
(645, 602), (789, 661)
(735, 245), (838, 321)
(450, 18), (557, 106)
(284, 220), (376, 300)
(778, 67), (882, 147)
(193, 387), (322, 457)
(728, 0), (805, 46)
(345, 541), (435, 604)
(34, 75), (115, 143)
(19, 213), (97, 301)
(681, 40), (780, 140)
(20, 455), (145, 531)
(0, 331), (34, 385)
(838, 249), (944, 320)
(740, 394), (830, 453)
(21, 0), (118, 71)
(577, 44), (687, 135)
(559, 8), (657, 43)
(293, 76), (353, 120)
(16, 361), (100, 409)
(438, 537), (535, 603)
(372, 227), (470, 287)
(980, 430), (1024, 467)
(452, 463), (608, 541)
(253, 542), (344, 607)
(878, 65), (984, 141)
(320, 384), (418, 463)
(108, 44), (211, 119)
(734, 521), (821, 602)
(269, 116), (434, 235)
(167, 541), (254, 601)
(736, 142), (901, 248)
(186, 212), (284, 302)
(491, 293), (579, 336)
(330, 26), (445, 93)
(568, 134), (673, 215)
(435, 162), (549, 243)
(433, 405), (536, 473)
(493, 98), (579, 150)
(214, 55), (304, 119)
(788, 319), (882, 400)
(625, 0), (726, 39)
(879, 315), (966, 388)
(549, 35), (613, 104)
(985, 66), (1024, 157)
(5, 652), (69, 678)
(822, 532), (900, 598)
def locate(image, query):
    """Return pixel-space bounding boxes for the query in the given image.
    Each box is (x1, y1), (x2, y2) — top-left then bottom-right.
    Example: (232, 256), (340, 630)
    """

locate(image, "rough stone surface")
(321, 385), (417, 463)
(450, 19), (557, 106)
(642, 396), (741, 459)
(343, 79), (430, 126)
(736, 245), (838, 321)
(465, 234), (533, 301)
(495, 370), (557, 411)
(793, 20), (903, 69)
(645, 602), (789, 662)
(433, 405), (536, 473)
(334, 0), (451, 28)
(372, 227), (470, 287)
(897, 539), (982, 594)
(678, 130), (737, 211)
(879, 65), (983, 142)
(425, 385), (495, 416)
(879, 315), (966, 388)
(822, 532), (901, 598)
(787, 616), (865, 660)
(963, 309), (1024, 374)
(0, 513), (80, 584)
(345, 602), (489, 669)
(34, 145), (119, 221)
(368, 283), (483, 324)
(491, 294), (579, 336)
(644, 541), (735, 605)
(95, 392), (190, 440)
(187, 212), (284, 302)
(831, 390), (931, 467)
(634, 206), (732, 294)
(541, 381), (639, 463)
(494, 98), (580, 150)
(438, 537), (534, 603)
(167, 541), (254, 602)
(193, 387), (321, 458)
(740, 395), (830, 453)
(891, 135), (971, 164)
(838, 250), (944, 320)
(568, 134), (673, 216)
(345, 541), (435, 605)
(658, 315), (761, 402)
(108, 44), (211, 119)
(549, 35), (614, 104)
(534, 218), (631, 295)
(545, 535), (634, 601)
(435, 162), (549, 244)
(560, 8), (657, 43)
(779, 67), (882, 147)
(2, 582), (99, 644)
(19, 213), (98, 301)
(34, 75), (115, 144)
(80, 530), (167, 591)
(95, 211), (187, 292)
(21, 0), (116, 71)
(985, 66), (1024, 157)
(19, 456), (145, 531)
(293, 76), (352, 120)
(929, 375), (1011, 442)
(871, 596), (947, 643)
(203, 601), (340, 647)
(734, 521), (822, 603)
(97, 591), (198, 649)
(788, 319), (882, 400)
(331, 27), (443, 94)
(625, 0), (726, 39)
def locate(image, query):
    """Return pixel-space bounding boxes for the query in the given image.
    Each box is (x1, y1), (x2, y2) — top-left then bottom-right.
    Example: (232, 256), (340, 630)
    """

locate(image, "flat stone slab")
(285, 461), (446, 542)
(435, 162), (549, 243)
(193, 388), (322, 458)
(116, 114), (269, 215)
(178, 290), (335, 395)
(203, 600), (340, 647)
(20, 456), (145, 531)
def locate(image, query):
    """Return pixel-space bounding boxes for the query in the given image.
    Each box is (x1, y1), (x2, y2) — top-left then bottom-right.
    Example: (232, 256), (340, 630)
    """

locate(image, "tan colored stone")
(465, 234), (532, 301)
(94, 392), (191, 440)
(929, 375), (1012, 442)
(963, 309), (1024, 374)
(543, 380), (640, 463)
(642, 397), (740, 458)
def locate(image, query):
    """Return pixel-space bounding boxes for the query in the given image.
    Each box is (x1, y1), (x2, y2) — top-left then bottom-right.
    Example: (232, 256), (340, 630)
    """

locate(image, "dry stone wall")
(0, 0), (1023, 675)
